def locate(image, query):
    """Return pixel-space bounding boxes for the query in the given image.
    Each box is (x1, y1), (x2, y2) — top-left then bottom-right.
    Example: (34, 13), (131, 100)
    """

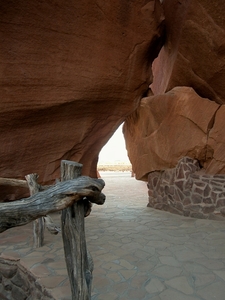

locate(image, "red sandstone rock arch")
(0, 0), (164, 200)
(1, 0), (225, 205)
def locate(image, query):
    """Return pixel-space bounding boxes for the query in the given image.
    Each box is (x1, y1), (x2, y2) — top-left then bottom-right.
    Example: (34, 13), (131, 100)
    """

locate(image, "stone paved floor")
(1, 172), (225, 299)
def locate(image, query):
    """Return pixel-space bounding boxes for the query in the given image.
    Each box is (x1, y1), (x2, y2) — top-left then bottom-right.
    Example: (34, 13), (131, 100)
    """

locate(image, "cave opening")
(97, 123), (132, 174)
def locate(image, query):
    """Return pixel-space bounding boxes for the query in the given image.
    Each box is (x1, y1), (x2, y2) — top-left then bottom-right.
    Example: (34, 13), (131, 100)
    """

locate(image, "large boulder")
(0, 0), (164, 193)
(124, 87), (223, 180)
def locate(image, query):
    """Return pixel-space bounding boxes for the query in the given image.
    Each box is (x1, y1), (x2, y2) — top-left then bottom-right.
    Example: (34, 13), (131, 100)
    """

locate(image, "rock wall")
(123, 0), (225, 219)
(147, 157), (225, 220)
(151, 0), (225, 104)
(0, 0), (165, 199)
(124, 87), (225, 180)
(0, 257), (53, 300)
(124, 0), (225, 181)
(1, 0), (225, 208)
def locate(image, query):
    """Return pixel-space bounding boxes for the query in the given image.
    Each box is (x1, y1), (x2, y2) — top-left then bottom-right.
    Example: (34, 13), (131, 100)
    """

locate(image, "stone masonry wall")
(147, 157), (225, 220)
(0, 257), (53, 300)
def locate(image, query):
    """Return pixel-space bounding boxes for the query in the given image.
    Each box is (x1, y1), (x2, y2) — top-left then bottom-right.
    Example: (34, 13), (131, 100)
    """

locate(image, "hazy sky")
(98, 124), (130, 164)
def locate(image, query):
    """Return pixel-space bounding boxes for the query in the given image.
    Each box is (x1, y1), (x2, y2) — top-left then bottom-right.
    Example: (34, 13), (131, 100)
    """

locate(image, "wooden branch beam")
(0, 178), (28, 188)
(0, 176), (105, 233)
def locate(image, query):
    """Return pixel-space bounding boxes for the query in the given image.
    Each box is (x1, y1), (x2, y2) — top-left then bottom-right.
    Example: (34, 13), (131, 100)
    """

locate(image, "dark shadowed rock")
(0, 0), (164, 199)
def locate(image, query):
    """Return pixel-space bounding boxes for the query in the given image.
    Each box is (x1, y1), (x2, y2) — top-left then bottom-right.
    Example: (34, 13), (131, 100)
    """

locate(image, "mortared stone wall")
(147, 157), (225, 220)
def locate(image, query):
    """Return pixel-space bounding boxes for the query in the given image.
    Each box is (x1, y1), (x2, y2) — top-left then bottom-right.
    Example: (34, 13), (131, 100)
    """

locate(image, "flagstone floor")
(1, 172), (225, 300)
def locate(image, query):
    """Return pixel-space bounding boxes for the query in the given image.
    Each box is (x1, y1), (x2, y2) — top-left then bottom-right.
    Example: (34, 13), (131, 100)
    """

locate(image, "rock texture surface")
(148, 157), (225, 220)
(0, 257), (53, 299)
(151, 0), (225, 104)
(0, 0), (164, 197)
(124, 0), (225, 182)
(124, 87), (224, 180)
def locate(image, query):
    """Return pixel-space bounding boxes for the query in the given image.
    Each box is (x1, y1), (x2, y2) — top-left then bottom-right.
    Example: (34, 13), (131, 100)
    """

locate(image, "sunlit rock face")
(0, 0), (164, 197)
(124, 0), (225, 181)
(124, 87), (224, 180)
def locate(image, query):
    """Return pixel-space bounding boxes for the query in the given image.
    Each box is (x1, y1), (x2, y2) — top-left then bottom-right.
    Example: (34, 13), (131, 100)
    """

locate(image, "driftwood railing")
(0, 161), (106, 300)
(1, 175), (60, 246)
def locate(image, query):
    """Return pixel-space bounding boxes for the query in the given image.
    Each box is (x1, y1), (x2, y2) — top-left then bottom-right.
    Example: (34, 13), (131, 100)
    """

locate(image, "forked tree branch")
(0, 176), (105, 233)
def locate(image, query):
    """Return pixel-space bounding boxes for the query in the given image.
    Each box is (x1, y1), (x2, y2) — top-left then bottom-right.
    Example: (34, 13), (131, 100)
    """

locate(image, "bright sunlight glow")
(98, 124), (130, 165)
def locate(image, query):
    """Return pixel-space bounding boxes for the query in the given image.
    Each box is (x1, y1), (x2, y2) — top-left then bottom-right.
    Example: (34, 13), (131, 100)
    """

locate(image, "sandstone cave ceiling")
(0, 0), (225, 195)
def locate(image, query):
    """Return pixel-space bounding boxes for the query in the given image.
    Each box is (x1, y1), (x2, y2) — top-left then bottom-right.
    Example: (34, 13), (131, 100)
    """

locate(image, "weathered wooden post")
(25, 174), (45, 247)
(0, 162), (105, 298)
(61, 160), (92, 300)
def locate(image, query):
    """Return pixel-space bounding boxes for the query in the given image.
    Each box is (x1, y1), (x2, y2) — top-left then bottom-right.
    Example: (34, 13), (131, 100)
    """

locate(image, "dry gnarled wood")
(0, 176), (105, 233)
(61, 160), (96, 300)
(0, 177), (28, 188)
(44, 215), (61, 235)
(26, 173), (45, 247)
